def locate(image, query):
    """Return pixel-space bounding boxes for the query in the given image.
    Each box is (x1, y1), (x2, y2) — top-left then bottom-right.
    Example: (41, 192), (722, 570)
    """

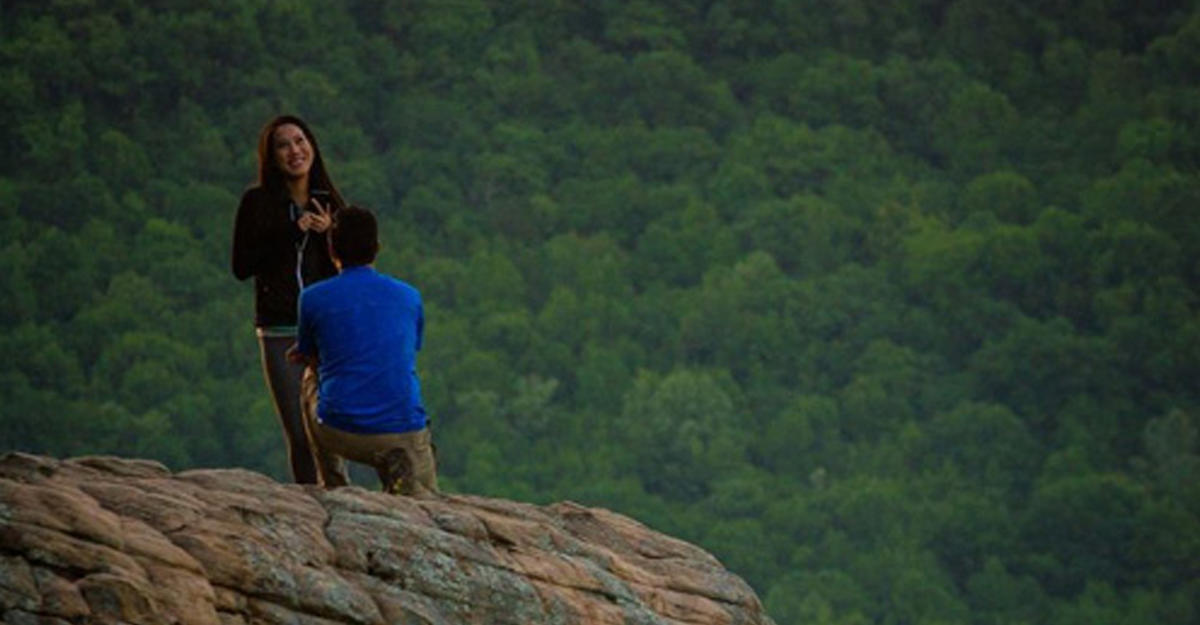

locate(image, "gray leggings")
(257, 334), (317, 483)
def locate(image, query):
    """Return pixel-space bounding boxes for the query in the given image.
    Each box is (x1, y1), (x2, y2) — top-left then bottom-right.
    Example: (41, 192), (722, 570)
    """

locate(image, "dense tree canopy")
(2, 1), (1198, 622)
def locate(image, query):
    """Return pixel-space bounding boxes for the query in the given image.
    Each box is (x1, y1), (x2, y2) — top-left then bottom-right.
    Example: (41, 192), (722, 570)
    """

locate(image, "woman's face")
(272, 123), (313, 180)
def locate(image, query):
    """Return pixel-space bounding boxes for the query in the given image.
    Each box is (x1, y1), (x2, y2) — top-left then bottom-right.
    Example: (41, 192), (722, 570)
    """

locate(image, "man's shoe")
(376, 447), (412, 495)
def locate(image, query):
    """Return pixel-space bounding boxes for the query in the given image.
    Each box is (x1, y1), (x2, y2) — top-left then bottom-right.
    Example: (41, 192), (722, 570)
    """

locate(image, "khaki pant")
(301, 367), (438, 497)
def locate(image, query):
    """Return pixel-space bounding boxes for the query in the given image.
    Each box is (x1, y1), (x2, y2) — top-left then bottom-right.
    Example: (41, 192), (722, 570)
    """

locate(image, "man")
(287, 206), (438, 497)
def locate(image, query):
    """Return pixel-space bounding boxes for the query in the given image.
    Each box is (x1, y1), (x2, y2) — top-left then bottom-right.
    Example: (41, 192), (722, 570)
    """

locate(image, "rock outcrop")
(0, 453), (774, 625)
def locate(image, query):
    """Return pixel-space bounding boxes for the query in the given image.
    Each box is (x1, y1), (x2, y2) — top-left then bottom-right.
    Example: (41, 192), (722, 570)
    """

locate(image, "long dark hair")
(255, 115), (346, 209)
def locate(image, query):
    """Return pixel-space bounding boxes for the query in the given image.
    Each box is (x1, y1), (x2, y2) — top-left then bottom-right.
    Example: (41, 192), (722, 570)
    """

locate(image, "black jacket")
(231, 186), (338, 327)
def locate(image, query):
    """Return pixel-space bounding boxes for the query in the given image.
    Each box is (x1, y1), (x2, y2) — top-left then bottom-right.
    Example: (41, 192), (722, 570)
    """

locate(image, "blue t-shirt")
(296, 265), (427, 434)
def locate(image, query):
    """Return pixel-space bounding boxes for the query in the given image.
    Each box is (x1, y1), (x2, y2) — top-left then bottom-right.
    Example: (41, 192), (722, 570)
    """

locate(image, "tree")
(966, 557), (1049, 625)
(837, 339), (941, 442)
(634, 195), (735, 288)
(619, 368), (745, 501)
(26, 226), (101, 322)
(757, 394), (842, 479)
(1023, 473), (1150, 595)
(922, 402), (1040, 496)
(5, 15), (87, 106)
(969, 316), (1119, 438)
(1141, 410), (1200, 512)
(626, 50), (737, 129)
(900, 216), (1023, 361)
(734, 193), (859, 277)
(960, 170), (1038, 224)
(931, 82), (1020, 177)
(722, 115), (830, 197)
(1030, 207), (1095, 326)
(781, 53), (884, 129)
(603, 1), (687, 53)
(574, 342), (633, 413)
(765, 571), (873, 625)
(876, 56), (967, 161)
(0, 241), (36, 325)
(677, 251), (794, 382)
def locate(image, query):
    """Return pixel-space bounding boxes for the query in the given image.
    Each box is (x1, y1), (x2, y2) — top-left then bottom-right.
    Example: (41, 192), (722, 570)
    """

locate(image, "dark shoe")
(376, 448), (412, 495)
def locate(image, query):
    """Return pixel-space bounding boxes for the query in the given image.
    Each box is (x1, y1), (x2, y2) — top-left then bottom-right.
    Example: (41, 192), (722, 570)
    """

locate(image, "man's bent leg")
(308, 425), (438, 497)
(300, 366), (349, 488)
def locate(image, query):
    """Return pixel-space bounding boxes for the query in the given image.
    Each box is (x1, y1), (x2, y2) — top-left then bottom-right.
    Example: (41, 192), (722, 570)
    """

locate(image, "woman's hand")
(298, 199), (333, 233)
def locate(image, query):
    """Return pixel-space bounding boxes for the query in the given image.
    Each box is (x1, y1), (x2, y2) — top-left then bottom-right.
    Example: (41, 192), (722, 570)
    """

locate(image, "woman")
(232, 115), (346, 483)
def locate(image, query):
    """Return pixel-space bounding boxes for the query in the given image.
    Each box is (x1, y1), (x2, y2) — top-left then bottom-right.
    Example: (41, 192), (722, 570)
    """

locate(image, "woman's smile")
(273, 123), (313, 179)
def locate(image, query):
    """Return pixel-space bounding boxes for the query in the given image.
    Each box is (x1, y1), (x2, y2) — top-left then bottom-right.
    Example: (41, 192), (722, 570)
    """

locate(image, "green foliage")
(1024, 472), (1150, 594)
(619, 368), (744, 501)
(2, 2), (1199, 623)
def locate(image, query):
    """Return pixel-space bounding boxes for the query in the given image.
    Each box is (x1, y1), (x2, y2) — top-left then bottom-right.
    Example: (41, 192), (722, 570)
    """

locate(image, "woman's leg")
(257, 334), (318, 483)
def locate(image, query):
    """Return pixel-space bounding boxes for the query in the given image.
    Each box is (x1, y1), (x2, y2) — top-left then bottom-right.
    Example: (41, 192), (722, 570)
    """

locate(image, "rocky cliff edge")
(0, 453), (775, 625)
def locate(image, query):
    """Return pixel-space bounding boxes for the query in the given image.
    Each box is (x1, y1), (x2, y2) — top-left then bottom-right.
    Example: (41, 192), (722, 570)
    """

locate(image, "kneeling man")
(288, 206), (438, 497)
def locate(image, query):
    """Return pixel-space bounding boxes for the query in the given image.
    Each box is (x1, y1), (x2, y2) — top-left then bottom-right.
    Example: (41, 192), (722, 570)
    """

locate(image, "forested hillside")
(2, 1), (1199, 623)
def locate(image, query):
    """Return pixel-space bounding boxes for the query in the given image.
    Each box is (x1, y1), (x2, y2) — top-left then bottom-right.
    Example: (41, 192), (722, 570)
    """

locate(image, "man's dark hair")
(330, 205), (379, 267)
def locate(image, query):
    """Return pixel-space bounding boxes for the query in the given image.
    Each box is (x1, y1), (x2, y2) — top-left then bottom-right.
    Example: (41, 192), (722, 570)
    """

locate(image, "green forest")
(2, 0), (1199, 622)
